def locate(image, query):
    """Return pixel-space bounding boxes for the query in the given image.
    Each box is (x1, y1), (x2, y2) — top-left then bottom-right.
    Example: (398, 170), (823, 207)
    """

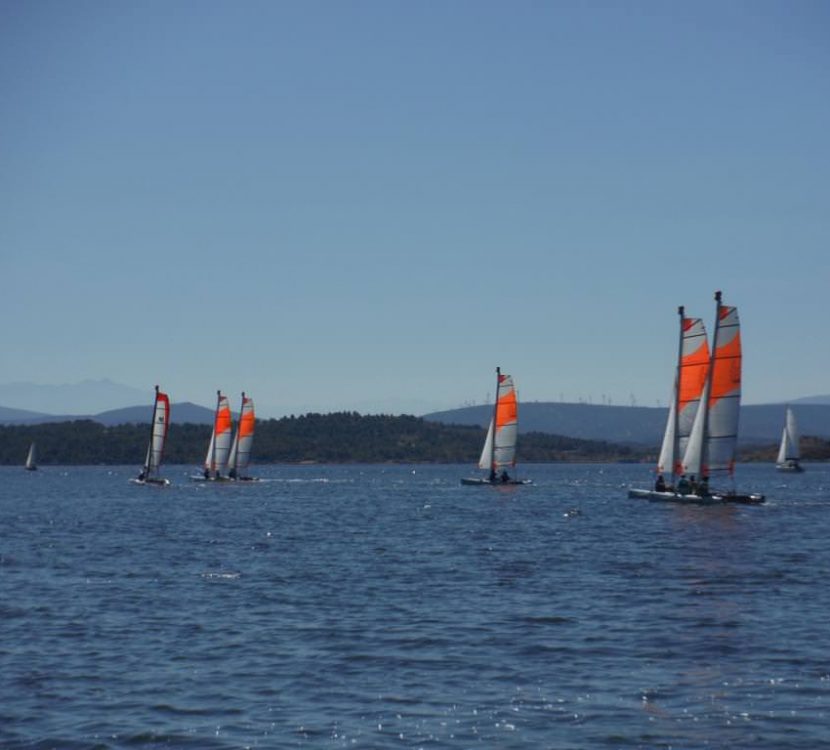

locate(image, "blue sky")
(2, 1), (828, 416)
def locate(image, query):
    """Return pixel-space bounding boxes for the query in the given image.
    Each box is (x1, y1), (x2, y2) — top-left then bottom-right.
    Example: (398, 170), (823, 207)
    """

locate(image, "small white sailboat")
(227, 392), (257, 481)
(776, 406), (804, 472)
(193, 391), (233, 481)
(461, 367), (530, 486)
(629, 292), (764, 504)
(131, 386), (171, 486)
(24, 441), (37, 471)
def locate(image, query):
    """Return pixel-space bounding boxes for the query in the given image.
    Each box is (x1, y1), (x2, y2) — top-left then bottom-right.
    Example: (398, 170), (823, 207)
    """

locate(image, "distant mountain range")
(2, 376), (829, 446)
(425, 401), (830, 445)
(0, 379), (148, 414)
(0, 402), (215, 426)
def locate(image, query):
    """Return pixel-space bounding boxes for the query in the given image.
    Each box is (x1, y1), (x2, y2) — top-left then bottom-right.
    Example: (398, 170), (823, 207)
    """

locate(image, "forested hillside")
(0, 413), (642, 465)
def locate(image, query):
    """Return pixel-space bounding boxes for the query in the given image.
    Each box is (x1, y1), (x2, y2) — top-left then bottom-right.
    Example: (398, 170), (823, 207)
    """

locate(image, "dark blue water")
(2, 463), (829, 749)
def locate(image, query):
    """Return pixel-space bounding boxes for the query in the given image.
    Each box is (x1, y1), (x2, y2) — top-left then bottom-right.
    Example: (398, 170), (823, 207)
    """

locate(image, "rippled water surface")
(2, 463), (830, 748)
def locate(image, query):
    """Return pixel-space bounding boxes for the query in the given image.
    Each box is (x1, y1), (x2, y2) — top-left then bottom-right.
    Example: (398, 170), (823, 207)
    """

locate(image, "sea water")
(1, 463), (829, 748)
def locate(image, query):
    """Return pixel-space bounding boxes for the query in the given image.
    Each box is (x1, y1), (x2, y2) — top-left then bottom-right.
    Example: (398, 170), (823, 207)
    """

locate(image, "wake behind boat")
(461, 367), (530, 486)
(131, 385), (171, 486)
(628, 292), (765, 505)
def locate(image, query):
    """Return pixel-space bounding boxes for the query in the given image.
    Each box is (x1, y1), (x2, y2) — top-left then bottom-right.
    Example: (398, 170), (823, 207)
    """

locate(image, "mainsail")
(143, 386), (170, 480)
(682, 292), (741, 479)
(227, 393), (255, 478)
(657, 309), (709, 480)
(205, 391), (233, 477)
(478, 368), (518, 475)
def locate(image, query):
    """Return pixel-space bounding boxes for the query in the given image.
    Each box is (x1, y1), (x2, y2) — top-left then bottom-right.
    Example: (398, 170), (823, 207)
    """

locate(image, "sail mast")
(490, 367), (500, 478)
(211, 389), (221, 477)
(670, 306), (684, 482)
(699, 291), (723, 478)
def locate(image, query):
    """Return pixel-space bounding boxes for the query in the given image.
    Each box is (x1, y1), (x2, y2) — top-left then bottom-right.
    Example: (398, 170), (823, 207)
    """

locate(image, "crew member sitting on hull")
(500, 470), (510, 483)
(655, 474), (667, 492)
(676, 475), (691, 494)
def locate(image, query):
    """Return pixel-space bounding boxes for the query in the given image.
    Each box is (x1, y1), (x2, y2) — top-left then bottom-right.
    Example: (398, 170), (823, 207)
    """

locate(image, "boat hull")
(628, 488), (764, 505)
(130, 477), (170, 487)
(776, 463), (804, 473)
(461, 477), (531, 486)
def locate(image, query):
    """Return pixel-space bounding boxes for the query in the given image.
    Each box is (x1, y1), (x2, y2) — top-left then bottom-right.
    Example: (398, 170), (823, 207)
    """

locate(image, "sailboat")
(227, 392), (257, 481)
(131, 385), (171, 486)
(629, 306), (709, 500)
(461, 367), (530, 486)
(193, 391), (233, 481)
(24, 441), (37, 471)
(776, 406), (804, 472)
(629, 292), (764, 504)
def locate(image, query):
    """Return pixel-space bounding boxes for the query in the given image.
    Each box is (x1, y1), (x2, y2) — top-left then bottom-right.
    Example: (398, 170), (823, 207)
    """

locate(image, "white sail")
(148, 394), (168, 473)
(477, 419), (494, 470)
(144, 387), (170, 478)
(204, 430), (216, 471)
(656, 397), (676, 475)
(681, 376), (709, 478)
(25, 442), (37, 470)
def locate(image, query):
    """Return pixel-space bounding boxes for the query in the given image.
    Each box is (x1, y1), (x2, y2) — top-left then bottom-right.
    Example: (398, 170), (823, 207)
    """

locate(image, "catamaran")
(193, 391), (233, 481)
(629, 292), (764, 504)
(227, 392), (257, 481)
(131, 385), (171, 486)
(461, 367), (530, 486)
(776, 406), (804, 472)
(24, 441), (37, 471)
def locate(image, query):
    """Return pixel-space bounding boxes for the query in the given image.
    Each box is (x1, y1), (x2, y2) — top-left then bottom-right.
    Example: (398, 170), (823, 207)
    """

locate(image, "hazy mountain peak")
(0, 379), (148, 414)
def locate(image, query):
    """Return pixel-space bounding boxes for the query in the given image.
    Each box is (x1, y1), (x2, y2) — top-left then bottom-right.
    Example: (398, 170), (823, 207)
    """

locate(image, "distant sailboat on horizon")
(24, 441), (37, 471)
(776, 406), (804, 472)
(461, 367), (530, 486)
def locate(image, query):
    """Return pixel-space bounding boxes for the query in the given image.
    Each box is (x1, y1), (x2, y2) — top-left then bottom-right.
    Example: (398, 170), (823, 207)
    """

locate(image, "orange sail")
(205, 391), (233, 476)
(227, 393), (256, 477)
(477, 368), (518, 472)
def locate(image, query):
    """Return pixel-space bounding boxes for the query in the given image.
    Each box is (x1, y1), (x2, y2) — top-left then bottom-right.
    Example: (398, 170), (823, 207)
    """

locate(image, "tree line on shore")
(0, 412), (643, 466)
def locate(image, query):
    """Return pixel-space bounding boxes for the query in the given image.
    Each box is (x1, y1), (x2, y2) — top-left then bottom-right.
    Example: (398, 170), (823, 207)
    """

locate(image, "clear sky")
(2, 1), (828, 417)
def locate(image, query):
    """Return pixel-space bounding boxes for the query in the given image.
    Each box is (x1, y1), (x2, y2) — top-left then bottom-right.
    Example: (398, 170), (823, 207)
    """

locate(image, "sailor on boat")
(655, 474), (667, 492)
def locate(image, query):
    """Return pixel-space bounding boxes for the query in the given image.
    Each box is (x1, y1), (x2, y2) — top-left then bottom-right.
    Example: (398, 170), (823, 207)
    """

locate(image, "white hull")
(776, 461), (804, 473)
(628, 487), (764, 505)
(461, 477), (531, 486)
(130, 477), (170, 487)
